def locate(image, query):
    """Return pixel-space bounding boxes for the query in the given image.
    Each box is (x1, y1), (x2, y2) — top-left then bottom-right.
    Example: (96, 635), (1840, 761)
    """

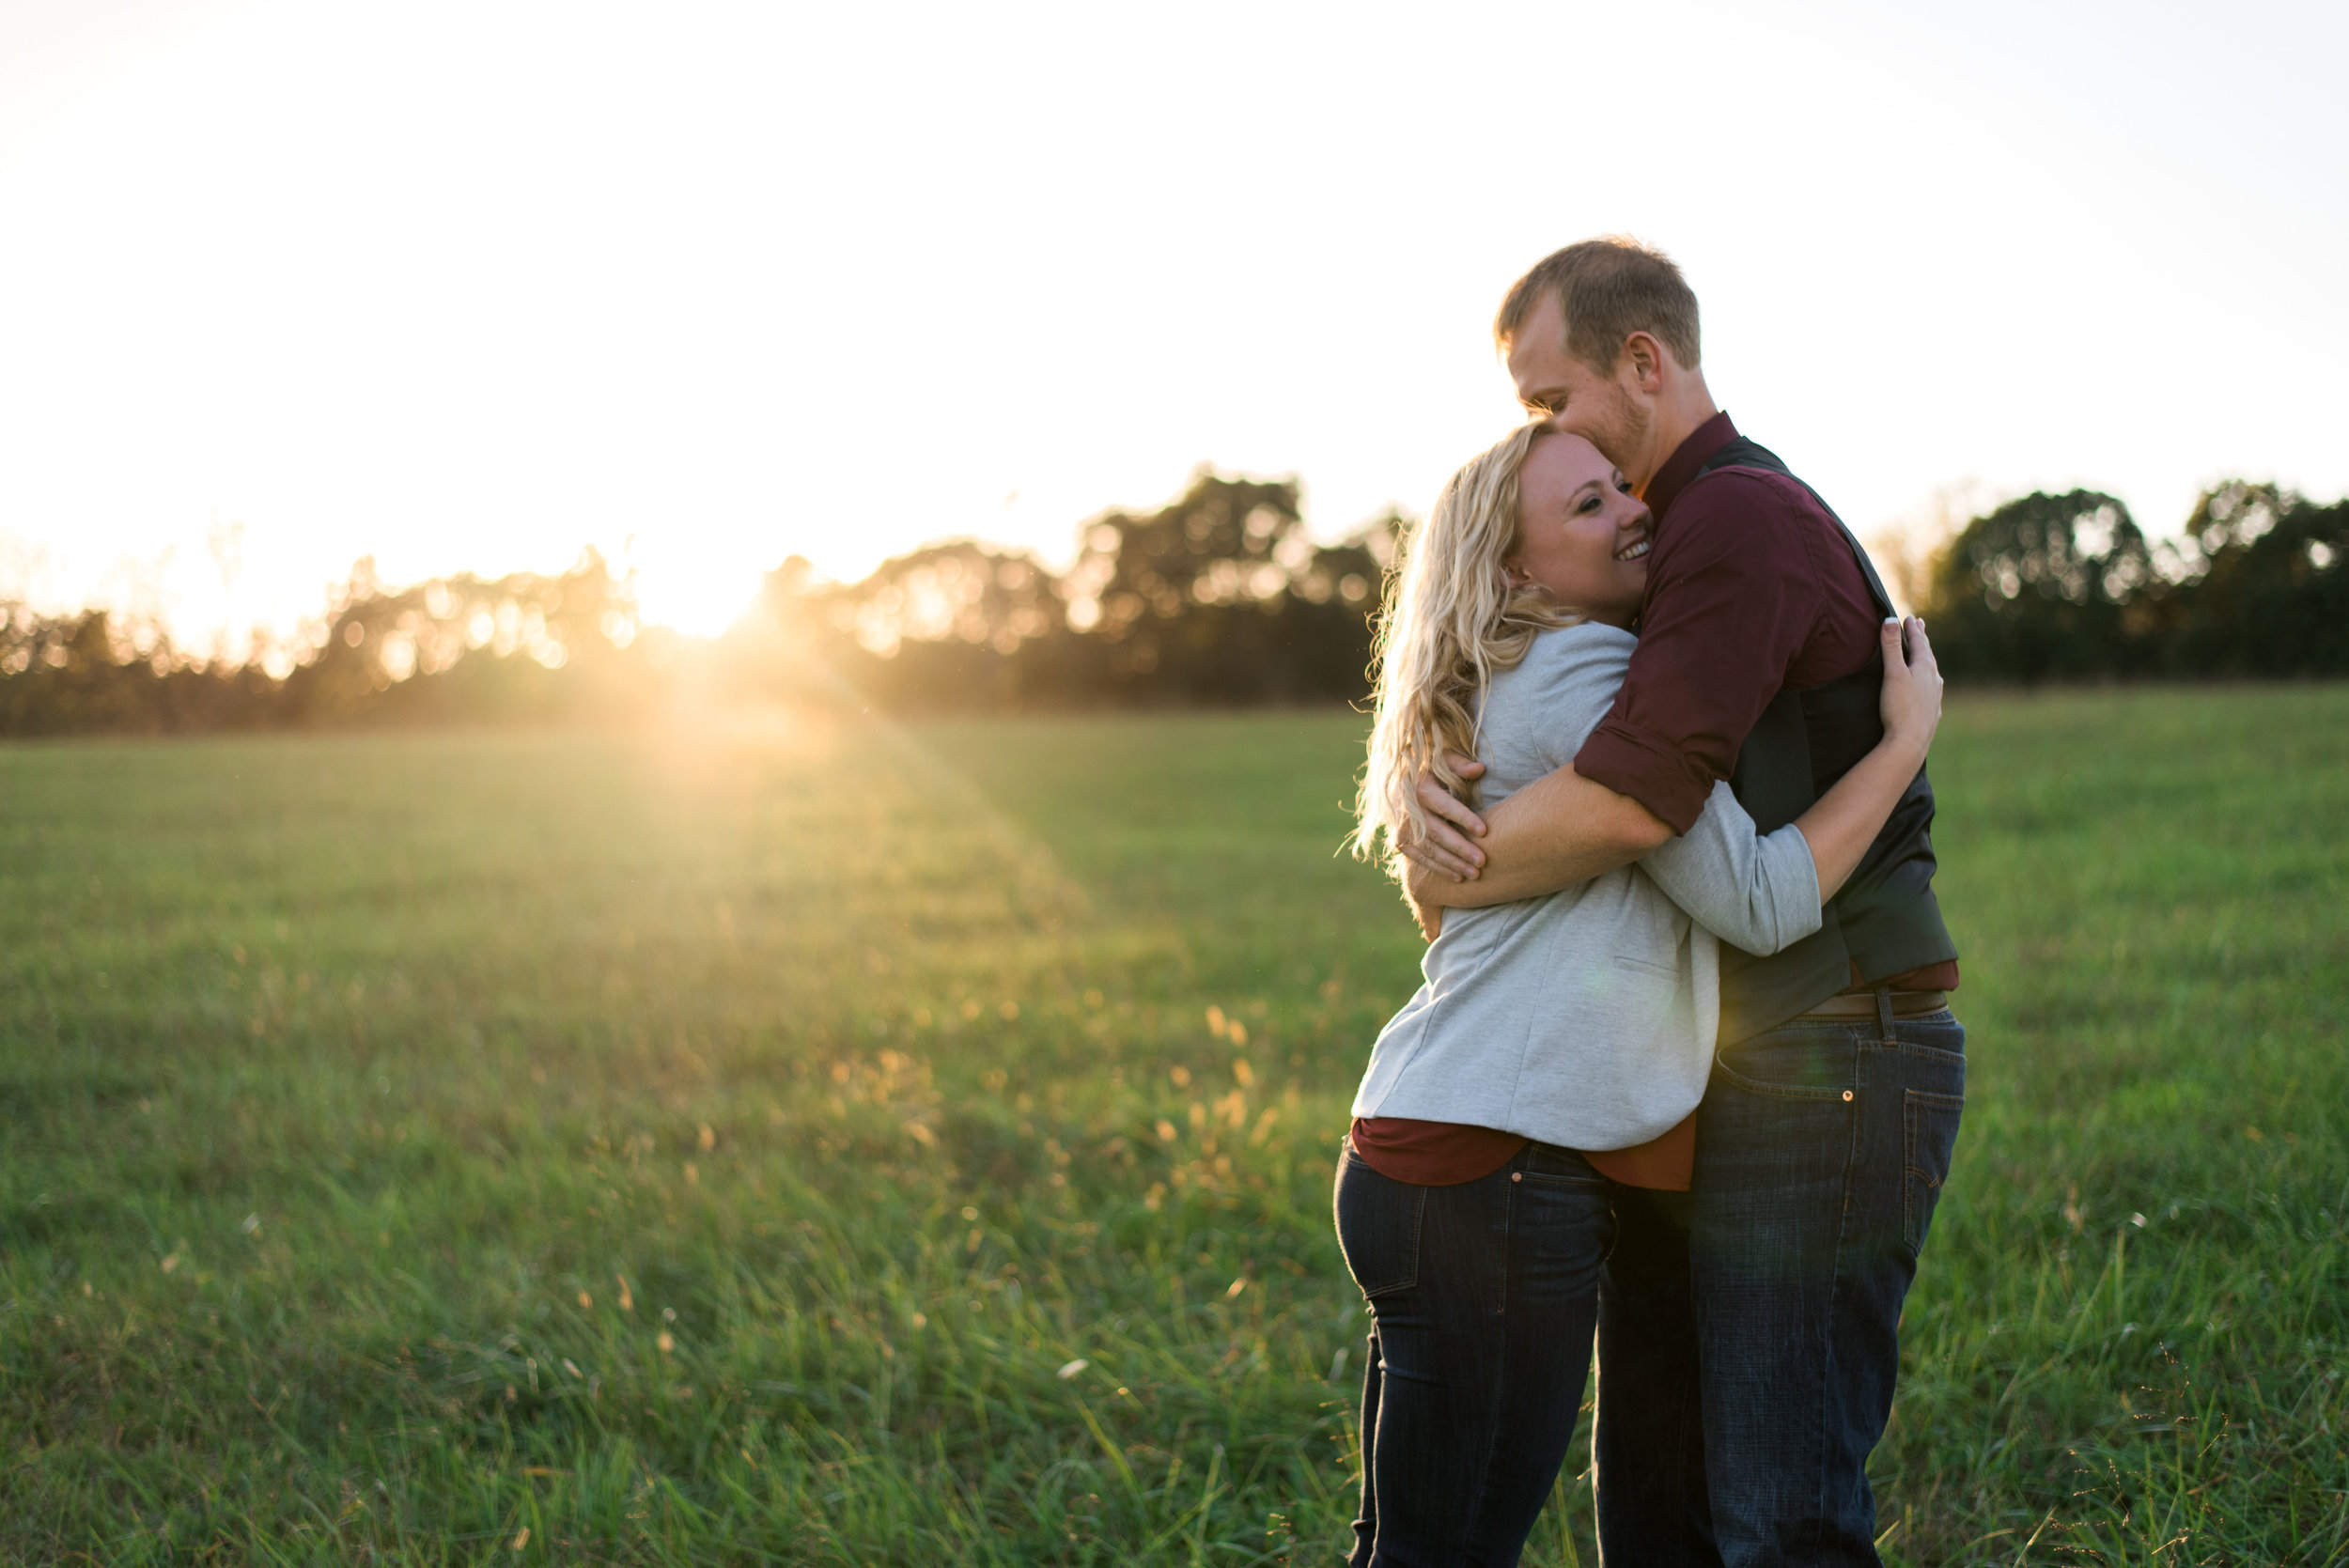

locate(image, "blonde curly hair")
(1353, 424), (1580, 876)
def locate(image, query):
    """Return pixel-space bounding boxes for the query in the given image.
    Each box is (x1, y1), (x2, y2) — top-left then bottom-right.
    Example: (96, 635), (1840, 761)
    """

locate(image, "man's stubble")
(1563, 379), (1657, 495)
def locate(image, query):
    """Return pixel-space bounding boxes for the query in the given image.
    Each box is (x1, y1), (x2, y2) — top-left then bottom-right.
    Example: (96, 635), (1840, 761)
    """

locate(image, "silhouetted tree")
(30, 463), (2335, 737)
(1918, 483), (2349, 682)
(2152, 483), (2349, 676)
(1044, 468), (1386, 705)
(725, 469), (1396, 713)
(0, 551), (657, 736)
(1919, 490), (2158, 680)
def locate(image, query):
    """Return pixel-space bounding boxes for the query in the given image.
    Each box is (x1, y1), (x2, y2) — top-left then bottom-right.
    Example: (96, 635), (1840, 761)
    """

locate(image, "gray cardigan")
(1350, 622), (1823, 1152)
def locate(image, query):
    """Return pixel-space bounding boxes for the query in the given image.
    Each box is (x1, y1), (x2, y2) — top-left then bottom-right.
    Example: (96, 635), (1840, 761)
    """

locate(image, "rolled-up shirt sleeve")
(1573, 472), (1826, 834)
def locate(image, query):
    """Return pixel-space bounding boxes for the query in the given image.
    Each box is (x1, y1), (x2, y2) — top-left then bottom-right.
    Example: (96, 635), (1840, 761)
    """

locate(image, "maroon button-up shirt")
(1575, 410), (1957, 996)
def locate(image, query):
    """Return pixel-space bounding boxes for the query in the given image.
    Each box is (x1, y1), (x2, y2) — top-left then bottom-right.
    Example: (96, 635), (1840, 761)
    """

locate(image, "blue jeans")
(1333, 1141), (1618, 1567)
(1600, 1006), (1968, 1567)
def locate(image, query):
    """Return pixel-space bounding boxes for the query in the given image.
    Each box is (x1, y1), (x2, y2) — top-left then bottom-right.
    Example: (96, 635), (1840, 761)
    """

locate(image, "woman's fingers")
(1880, 616), (1927, 749)
(1880, 618), (1914, 694)
(1907, 617), (1939, 677)
(1906, 617), (1943, 718)
(1878, 615), (1943, 753)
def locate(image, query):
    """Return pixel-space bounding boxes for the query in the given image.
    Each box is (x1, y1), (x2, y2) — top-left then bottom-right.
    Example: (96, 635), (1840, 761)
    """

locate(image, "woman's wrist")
(1878, 730), (1931, 769)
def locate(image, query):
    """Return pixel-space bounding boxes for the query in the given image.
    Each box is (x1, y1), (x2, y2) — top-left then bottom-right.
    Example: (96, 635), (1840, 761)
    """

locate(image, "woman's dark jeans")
(1333, 1140), (1616, 1567)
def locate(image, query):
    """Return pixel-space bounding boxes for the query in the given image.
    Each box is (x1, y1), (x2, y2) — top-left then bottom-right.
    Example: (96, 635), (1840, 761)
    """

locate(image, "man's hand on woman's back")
(1400, 754), (1672, 919)
(1399, 754), (1492, 882)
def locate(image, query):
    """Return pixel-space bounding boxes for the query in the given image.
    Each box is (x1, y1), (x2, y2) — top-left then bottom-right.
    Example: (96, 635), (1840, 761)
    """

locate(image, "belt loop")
(1875, 985), (1896, 1043)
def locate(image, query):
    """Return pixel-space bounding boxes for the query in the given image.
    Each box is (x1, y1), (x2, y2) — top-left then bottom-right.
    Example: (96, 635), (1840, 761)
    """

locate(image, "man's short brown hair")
(1494, 237), (1702, 373)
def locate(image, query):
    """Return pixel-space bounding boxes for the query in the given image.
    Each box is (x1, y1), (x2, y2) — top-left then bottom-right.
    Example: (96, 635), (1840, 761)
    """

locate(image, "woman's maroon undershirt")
(1349, 1111), (1698, 1190)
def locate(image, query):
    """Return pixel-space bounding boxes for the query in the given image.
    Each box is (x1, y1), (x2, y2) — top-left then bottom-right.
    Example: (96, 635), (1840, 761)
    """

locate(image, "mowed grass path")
(2, 690), (2344, 1564)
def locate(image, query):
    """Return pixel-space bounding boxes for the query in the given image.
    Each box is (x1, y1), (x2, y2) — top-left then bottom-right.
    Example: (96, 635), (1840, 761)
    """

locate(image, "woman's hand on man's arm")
(1793, 616), (1943, 902)
(1875, 614), (1944, 758)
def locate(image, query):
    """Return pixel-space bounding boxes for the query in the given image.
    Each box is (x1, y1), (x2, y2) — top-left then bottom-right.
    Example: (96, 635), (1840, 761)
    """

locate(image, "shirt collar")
(1641, 410), (1739, 522)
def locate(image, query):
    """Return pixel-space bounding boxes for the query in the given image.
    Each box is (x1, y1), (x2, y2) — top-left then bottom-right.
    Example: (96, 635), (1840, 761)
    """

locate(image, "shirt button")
(1842, 1090), (1855, 1102)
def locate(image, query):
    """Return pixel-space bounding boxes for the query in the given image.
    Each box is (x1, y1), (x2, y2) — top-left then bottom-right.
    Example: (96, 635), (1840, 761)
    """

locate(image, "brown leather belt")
(1797, 989), (1949, 1020)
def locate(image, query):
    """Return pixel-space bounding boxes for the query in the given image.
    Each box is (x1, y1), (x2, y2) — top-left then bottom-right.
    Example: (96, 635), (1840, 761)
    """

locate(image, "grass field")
(4, 687), (2346, 1565)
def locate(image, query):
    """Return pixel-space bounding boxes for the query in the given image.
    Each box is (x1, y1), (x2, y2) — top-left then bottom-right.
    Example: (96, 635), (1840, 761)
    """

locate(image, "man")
(1399, 238), (1965, 1566)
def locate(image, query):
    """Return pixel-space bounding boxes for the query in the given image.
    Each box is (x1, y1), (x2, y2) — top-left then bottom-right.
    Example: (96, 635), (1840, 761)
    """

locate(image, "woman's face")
(1505, 430), (1653, 629)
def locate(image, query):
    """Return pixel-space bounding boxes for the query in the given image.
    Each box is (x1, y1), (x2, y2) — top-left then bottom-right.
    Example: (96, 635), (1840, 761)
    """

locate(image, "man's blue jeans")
(1596, 1005), (1967, 1567)
(1334, 1140), (1617, 1567)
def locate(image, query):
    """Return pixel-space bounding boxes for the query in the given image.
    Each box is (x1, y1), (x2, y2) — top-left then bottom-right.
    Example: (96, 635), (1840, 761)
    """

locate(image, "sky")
(0, 0), (2343, 644)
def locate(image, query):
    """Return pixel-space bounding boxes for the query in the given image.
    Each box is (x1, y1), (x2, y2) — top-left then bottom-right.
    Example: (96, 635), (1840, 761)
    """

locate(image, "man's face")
(1505, 290), (1651, 480)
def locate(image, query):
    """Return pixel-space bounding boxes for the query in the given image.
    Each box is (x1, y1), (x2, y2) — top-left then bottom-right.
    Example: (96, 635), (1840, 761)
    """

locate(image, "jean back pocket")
(1333, 1153), (1427, 1298)
(1903, 1089), (1964, 1255)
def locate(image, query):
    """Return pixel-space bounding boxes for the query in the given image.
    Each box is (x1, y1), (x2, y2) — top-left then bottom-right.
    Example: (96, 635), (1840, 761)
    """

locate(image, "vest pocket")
(1903, 1088), (1964, 1255)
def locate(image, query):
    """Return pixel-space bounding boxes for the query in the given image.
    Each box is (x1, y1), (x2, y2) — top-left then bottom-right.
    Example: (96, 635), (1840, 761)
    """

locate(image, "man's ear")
(1622, 332), (1666, 394)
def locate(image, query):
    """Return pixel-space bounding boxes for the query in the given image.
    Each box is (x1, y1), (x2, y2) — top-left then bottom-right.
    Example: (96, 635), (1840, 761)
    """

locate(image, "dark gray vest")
(1695, 436), (1958, 1042)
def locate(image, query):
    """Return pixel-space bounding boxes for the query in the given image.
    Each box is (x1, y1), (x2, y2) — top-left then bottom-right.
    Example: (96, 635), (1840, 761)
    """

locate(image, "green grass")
(2, 690), (2344, 1564)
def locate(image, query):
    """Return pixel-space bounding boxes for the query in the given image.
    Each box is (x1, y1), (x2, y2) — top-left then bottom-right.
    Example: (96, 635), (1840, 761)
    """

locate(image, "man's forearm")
(1408, 766), (1672, 909)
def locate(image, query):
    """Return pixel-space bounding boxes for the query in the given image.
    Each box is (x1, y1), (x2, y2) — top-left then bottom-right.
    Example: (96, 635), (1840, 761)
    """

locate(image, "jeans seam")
(1495, 1158), (1517, 1318)
(1903, 1096), (1924, 1256)
(1456, 1171), (1520, 1557)
(1811, 1041), (1867, 1560)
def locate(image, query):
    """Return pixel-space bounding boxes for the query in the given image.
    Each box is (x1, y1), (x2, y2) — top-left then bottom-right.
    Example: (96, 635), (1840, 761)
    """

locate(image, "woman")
(1336, 422), (1942, 1565)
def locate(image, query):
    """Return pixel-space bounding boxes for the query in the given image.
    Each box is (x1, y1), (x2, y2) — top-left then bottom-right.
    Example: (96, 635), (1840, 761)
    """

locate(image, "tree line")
(3, 472), (2343, 737)
(0, 469), (1391, 736)
(1914, 482), (2348, 682)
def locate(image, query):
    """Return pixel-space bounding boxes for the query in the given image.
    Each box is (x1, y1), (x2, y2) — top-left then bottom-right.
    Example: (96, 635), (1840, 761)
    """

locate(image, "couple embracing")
(1336, 239), (1965, 1566)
